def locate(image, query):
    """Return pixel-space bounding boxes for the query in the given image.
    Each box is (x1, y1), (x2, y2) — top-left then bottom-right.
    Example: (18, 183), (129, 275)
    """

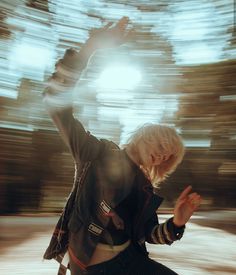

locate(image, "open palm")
(173, 185), (201, 227)
(87, 16), (133, 50)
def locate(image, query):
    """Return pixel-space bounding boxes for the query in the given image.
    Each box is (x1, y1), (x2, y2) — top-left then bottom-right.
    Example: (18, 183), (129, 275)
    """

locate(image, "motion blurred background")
(1, 0), (235, 213)
(0, 1), (236, 274)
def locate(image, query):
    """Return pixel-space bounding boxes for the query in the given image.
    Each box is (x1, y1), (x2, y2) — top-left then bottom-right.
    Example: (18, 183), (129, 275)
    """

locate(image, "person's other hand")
(173, 185), (201, 227)
(86, 16), (133, 50)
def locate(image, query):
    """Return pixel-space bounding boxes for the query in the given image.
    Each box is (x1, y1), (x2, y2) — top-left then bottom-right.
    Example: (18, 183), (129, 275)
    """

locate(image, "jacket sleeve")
(145, 215), (185, 245)
(43, 48), (102, 162)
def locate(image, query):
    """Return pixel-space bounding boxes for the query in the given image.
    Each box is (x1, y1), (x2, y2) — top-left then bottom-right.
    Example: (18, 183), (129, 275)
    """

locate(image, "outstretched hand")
(173, 185), (201, 227)
(86, 17), (133, 50)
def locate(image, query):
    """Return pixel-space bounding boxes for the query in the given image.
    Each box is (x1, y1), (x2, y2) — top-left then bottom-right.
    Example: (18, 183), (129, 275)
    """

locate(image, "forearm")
(59, 40), (96, 81)
(43, 41), (101, 161)
(45, 40), (96, 97)
(148, 217), (185, 245)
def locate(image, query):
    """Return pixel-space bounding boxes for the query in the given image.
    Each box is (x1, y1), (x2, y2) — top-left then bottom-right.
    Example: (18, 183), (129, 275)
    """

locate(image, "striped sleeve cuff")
(55, 48), (88, 86)
(151, 217), (185, 245)
(43, 48), (89, 108)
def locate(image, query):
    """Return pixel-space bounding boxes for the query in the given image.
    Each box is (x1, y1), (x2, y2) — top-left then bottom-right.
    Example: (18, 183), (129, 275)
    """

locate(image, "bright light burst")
(96, 65), (142, 90)
(10, 42), (53, 71)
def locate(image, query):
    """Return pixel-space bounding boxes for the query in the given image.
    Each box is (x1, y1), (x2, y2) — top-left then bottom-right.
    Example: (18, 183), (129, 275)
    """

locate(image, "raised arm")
(43, 45), (100, 163)
(43, 17), (132, 163)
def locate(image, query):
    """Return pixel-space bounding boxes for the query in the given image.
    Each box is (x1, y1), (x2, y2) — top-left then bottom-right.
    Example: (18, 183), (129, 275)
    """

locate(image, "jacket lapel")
(134, 169), (164, 229)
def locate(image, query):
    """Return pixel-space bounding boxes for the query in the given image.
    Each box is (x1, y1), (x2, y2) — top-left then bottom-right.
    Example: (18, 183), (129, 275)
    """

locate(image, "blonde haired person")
(125, 123), (185, 185)
(43, 17), (201, 275)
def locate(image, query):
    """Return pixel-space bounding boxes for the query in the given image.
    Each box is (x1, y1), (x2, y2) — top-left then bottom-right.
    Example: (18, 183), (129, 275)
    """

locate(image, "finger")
(117, 16), (129, 30)
(178, 192), (199, 206)
(189, 197), (201, 205)
(175, 197), (188, 208)
(178, 185), (192, 201)
(188, 194), (201, 207)
(89, 28), (100, 36)
(188, 192), (198, 199)
(103, 22), (113, 30)
(188, 195), (201, 209)
(123, 28), (136, 42)
(89, 22), (113, 36)
(188, 193), (201, 202)
(119, 16), (129, 24)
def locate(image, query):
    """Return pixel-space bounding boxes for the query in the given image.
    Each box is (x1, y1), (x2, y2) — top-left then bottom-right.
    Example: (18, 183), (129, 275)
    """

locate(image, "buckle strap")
(100, 200), (111, 215)
(88, 223), (103, 236)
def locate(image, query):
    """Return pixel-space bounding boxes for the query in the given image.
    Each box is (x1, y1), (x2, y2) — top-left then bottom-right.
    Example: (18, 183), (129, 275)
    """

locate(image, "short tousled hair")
(126, 123), (185, 187)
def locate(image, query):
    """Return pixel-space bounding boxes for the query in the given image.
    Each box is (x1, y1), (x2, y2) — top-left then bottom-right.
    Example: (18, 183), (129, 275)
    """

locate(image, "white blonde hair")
(126, 123), (185, 187)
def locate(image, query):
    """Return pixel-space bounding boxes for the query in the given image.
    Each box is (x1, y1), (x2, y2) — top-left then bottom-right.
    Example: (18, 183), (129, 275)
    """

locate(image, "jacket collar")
(134, 168), (164, 226)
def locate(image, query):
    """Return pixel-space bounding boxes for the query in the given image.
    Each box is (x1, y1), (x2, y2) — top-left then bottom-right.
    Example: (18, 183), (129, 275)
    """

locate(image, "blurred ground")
(0, 211), (236, 275)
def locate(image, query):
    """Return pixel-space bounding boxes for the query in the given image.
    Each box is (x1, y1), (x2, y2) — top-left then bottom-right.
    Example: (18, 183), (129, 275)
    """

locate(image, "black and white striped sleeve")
(147, 217), (185, 245)
(43, 48), (88, 111)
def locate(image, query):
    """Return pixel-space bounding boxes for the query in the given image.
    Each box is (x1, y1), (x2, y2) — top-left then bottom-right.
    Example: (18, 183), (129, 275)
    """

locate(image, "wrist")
(81, 39), (97, 56)
(173, 218), (185, 228)
(167, 217), (185, 241)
